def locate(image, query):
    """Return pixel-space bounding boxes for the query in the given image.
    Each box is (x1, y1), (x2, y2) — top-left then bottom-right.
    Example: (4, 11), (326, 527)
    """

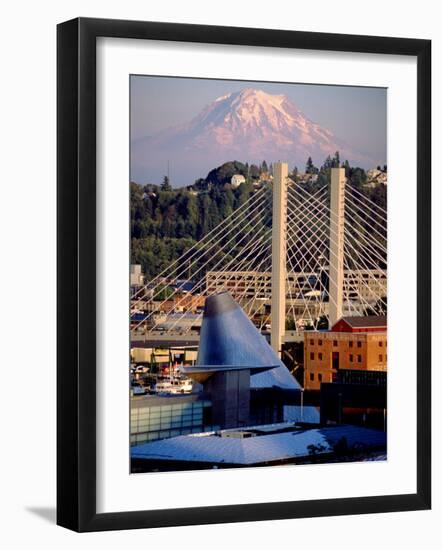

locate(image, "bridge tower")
(271, 162), (288, 356)
(329, 167), (346, 327)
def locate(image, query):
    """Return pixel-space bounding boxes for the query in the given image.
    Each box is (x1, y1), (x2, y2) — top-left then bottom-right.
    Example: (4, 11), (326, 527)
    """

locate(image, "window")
(310, 352), (314, 360)
(319, 352), (323, 360)
(349, 341), (353, 348)
(357, 354), (362, 363)
(318, 373), (323, 382)
(357, 341), (362, 348)
(310, 372), (314, 381)
(379, 341), (383, 347)
(349, 354), (353, 362)
(333, 340), (338, 347)
(318, 339), (323, 346)
(379, 354), (383, 362)
(310, 339), (314, 346)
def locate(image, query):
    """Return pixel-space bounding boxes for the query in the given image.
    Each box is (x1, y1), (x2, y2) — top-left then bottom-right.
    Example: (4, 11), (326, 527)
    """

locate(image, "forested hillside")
(131, 156), (387, 283)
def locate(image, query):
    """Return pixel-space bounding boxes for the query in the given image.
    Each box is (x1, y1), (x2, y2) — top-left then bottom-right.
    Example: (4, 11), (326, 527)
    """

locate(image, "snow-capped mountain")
(131, 88), (374, 186)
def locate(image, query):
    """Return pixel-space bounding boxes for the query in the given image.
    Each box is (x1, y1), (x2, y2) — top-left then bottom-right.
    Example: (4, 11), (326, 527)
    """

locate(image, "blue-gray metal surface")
(197, 293), (281, 370)
(131, 424), (386, 465)
(197, 292), (302, 390)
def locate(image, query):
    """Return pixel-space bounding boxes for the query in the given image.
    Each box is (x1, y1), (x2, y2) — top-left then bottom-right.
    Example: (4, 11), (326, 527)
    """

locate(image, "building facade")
(131, 394), (216, 446)
(130, 264), (144, 287)
(303, 316), (387, 390)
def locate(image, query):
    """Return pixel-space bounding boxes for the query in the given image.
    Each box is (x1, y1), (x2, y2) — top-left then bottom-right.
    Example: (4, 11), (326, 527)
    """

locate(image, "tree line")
(131, 155), (387, 282)
(131, 175), (270, 281)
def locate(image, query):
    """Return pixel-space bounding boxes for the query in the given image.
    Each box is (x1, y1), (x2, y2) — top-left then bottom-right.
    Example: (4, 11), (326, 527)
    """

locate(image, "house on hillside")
(231, 174), (246, 188)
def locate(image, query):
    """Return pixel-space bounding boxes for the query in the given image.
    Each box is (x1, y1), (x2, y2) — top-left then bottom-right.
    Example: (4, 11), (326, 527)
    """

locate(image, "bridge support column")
(271, 162), (288, 356)
(329, 167), (346, 328)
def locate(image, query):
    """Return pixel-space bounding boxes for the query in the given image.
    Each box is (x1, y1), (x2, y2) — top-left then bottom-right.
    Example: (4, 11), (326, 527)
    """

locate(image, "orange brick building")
(303, 316), (387, 390)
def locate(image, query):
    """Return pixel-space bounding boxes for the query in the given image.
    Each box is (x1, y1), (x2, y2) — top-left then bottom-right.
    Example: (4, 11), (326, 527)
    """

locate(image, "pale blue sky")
(130, 75), (387, 166)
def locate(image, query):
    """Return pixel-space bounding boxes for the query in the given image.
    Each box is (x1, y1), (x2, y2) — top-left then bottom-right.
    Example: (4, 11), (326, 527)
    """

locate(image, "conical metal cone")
(196, 292), (281, 369)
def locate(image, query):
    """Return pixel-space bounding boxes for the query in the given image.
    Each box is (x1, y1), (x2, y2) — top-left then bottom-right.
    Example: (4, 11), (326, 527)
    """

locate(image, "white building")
(231, 174), (246, 188)
(130, 264), (144, 287)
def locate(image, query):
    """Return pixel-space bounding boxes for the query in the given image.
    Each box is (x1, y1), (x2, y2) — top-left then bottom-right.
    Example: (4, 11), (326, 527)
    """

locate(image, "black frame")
(57, 17), (431, 532)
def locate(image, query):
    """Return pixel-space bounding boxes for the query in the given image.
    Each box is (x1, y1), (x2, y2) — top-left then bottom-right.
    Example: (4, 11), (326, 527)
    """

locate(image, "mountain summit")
(187, 88), (334, 146)
(131, 88), (373, 186)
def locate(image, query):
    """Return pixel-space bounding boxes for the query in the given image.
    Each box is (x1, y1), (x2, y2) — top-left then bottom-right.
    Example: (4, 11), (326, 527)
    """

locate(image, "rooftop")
(131, 423), (386, 466)
(332, 315), (387, 331)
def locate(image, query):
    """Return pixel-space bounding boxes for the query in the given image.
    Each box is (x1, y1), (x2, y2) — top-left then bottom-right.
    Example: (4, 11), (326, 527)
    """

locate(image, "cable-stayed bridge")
(130, 164), (387, 355)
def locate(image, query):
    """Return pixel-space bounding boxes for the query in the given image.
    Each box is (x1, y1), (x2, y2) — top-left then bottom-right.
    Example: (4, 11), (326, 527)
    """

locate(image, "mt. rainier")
(131, 88), (373, 186)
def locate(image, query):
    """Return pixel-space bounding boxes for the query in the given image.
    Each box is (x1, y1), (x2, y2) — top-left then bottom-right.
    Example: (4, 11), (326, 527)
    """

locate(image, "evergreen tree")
(161, 175), (172, 191)
(249, 164), (260, 180)
(193, 178), (206, 191)
(198, 193), (211, 238)
(305, 156), (318, 174)
(323, 155), (333, 169)
(348, 167), (367, 187)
